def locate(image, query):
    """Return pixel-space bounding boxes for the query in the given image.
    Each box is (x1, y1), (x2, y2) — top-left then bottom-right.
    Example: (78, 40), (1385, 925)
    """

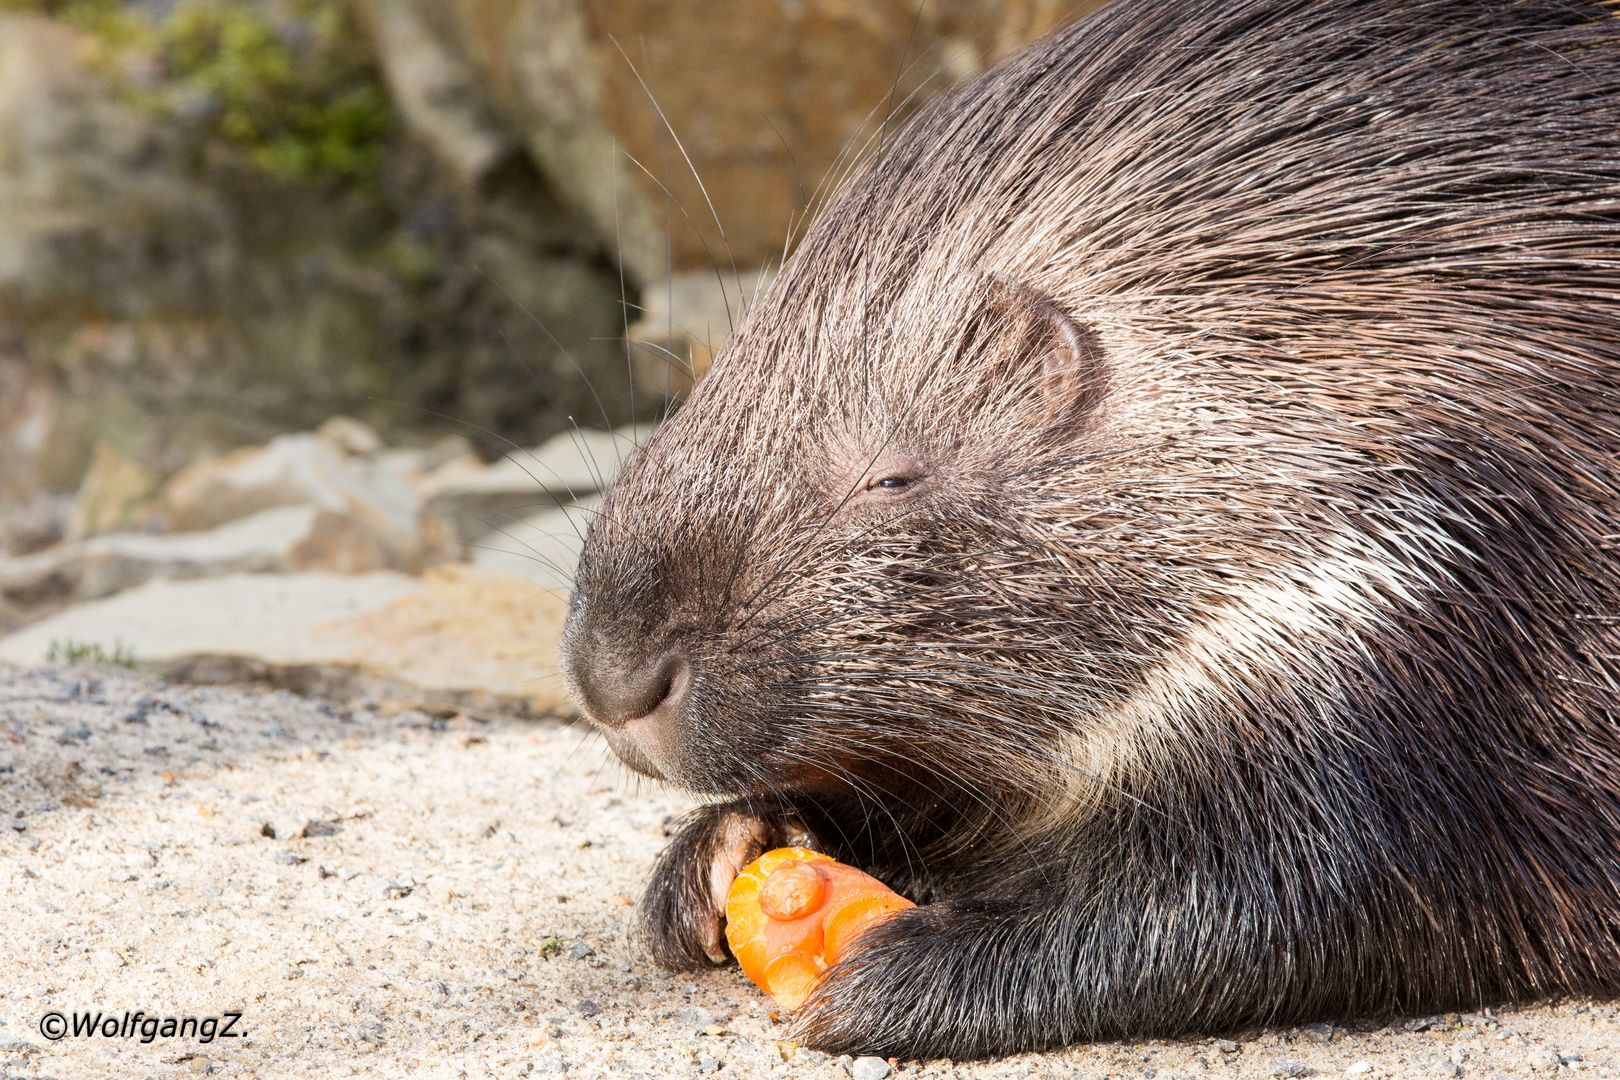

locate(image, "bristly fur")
(560, 0), (1620, 1060)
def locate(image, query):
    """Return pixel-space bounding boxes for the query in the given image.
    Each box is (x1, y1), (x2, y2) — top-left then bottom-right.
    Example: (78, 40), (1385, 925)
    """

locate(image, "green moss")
(163, 1), (393, 188)
(3, 0), (394, 191)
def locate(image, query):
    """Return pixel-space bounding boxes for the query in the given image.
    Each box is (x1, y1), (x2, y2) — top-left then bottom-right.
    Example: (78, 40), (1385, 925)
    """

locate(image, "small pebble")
(566, 942), (595, 960)
(576, 1000), (600, 1017)
(1270, 1059), (1314, 1078)
(676, 1007), (714, 1029)
(698, 1055), (723, 1074)
(1346, 1063), (1375, 1076)
(1526, 1049), (1560, 1072)
(263, 818), (309, 841)
(852, 1056), (892, 1080)
(1431, 1063), (1462, 1078)
(271, 852), (306, 865)
(1215, 1039), (1240, 1054)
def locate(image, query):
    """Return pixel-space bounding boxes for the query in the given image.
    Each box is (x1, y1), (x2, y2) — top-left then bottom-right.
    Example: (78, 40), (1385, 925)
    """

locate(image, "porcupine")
(558, 0), (1620, 1059)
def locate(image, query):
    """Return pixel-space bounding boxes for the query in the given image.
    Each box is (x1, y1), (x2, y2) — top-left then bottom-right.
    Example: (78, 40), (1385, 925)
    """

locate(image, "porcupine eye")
(849, 455), (929, 504)
(862, 474), (923, 500)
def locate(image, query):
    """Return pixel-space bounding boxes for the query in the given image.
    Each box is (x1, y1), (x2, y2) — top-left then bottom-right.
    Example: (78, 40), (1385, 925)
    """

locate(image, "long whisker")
(611, 36), (744, 336)
(479, 269), (618, 442)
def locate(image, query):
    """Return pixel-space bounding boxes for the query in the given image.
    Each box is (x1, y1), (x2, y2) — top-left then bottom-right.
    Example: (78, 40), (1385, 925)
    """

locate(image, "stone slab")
(0, 503), (413, 619)
(0, 566), (573, 718)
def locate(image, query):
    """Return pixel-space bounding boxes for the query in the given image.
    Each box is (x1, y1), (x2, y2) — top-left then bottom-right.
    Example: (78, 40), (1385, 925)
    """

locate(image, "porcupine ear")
(983, 272), (1106, 427)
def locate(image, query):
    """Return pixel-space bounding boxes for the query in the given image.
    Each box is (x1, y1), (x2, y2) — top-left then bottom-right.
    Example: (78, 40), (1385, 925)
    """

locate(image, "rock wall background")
(0, 0), (1102, 527)
(0, 0), (1102, 629)
(0, 0), (636, 523)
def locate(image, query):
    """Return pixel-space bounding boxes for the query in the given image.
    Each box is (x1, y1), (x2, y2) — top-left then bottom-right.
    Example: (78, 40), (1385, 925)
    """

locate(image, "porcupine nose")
(568, 646), (691, 731)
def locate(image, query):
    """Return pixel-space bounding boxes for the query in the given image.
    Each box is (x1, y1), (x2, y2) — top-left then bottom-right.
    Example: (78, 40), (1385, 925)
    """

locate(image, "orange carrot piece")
(724, 847), (914, 1009)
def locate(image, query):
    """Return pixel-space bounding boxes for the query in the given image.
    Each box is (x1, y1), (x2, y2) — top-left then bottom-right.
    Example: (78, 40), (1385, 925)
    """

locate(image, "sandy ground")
(2, 662), (1617, 1080)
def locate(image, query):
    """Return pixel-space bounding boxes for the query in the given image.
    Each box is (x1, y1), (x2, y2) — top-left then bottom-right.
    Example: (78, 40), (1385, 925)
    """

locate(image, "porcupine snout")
(558, 605), (694, 782)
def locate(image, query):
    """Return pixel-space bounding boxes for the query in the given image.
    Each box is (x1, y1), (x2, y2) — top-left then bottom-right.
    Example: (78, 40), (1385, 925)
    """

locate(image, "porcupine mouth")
(598, 725), (668, 781)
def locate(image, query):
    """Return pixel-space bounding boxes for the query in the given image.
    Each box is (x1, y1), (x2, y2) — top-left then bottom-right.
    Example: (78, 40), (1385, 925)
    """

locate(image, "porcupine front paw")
(641, 802), (822, 969)
(792, 897), (1047, 1061)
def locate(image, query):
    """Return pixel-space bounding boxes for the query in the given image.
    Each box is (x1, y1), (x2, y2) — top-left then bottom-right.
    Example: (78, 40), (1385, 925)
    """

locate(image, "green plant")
(533, 936), (573, 957)
(45, 639), (140, 668)
(3, 0), (394, 190)
(162, 0), (393, 187)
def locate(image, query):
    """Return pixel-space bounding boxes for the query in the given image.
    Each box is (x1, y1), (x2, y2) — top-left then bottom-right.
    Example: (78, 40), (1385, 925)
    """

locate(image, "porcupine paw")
(792, 901), (1003, 1061)
(641, 804), (822, 969)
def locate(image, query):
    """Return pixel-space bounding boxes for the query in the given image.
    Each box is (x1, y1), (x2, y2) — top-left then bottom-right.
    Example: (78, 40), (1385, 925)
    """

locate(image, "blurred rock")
(362, 0), (517, 184)
(0, 355), (60, 510)
(362, 0), (1102, 410)
(316, 416), (386, 457)
(0, 503), (409, 616)
(156, 429), (427, 568)
(0, 13), (221, 501)
(374, 0), (1104, 278)
(69, 442), (157, 540)
(0, 566), (573, 718)
(0, 491), (72, 558)
(0, 9), (650, 521)
(0, 15), (215, 323)
(628, 269), (775, 397)
(0, 417), (628, 632)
